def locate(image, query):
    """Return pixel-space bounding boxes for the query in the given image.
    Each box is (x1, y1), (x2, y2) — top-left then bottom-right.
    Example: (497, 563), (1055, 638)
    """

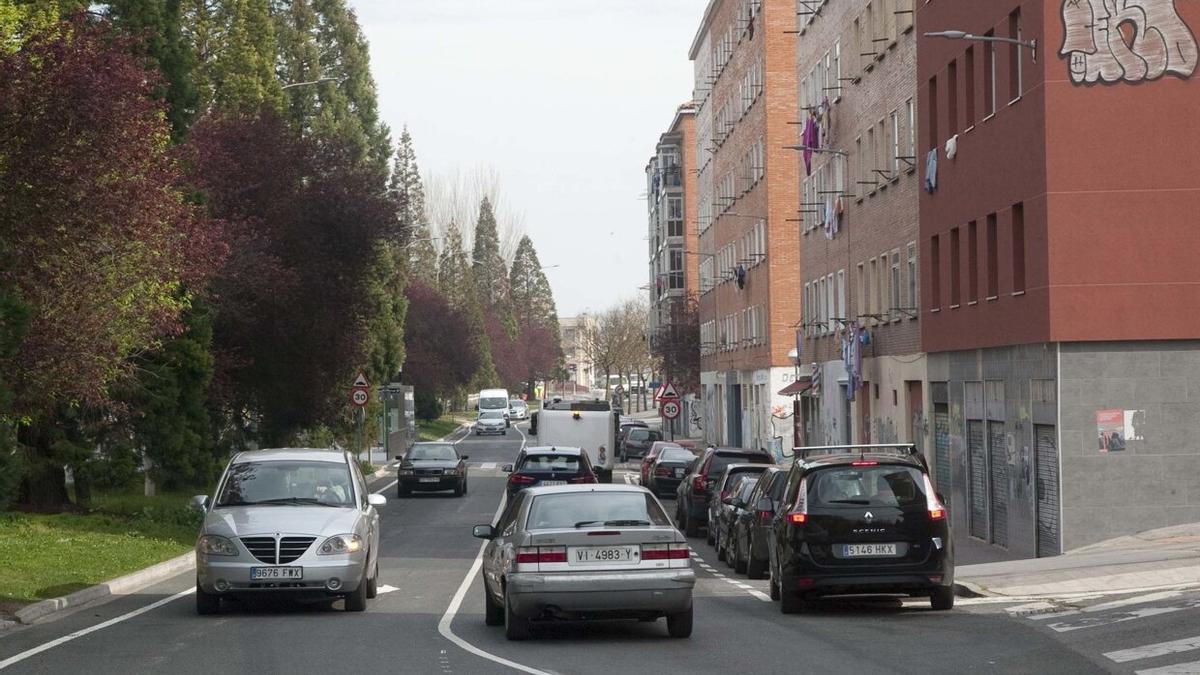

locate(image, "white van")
(478, 388), (510, 425)
(533, 399), (618, 482)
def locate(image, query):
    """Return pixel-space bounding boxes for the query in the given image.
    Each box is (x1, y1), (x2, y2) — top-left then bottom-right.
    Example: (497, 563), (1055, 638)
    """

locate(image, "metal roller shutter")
(988, 422), (1008, 548)
(968, 420), (987, 540)
(1036, 425), (1060, 557)
(933, 406), (951, 498)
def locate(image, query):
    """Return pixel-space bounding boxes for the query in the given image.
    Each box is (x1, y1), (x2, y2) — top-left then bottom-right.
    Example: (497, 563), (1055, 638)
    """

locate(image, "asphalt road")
(2, 422), (1198, 674)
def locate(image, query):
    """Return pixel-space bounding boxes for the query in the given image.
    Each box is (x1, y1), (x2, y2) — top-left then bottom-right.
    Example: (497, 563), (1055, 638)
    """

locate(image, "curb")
(953, 580), (990, 598)
(13, 551), (195, 626)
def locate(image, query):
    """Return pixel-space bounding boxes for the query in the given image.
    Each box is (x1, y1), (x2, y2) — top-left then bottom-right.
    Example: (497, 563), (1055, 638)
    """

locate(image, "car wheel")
(724, 536), (736, 569)
(463, 479), (469, 495)
(454, 481), (465, 497)
(366, 559), (379, 599)
(398, 484), (411, 498)
(930, 586), (955, 611)
(683, 510), (700, 538)
(666, 605), (693, 638)
(483, 580), (504, 626)
(195, 583), (220, 615)
(345, 571), (368, 612)
(504, 585), (531, 641)
(706, 523), (715, 545)
(734, 538), (748, 574)
(779, 583), (806, 615)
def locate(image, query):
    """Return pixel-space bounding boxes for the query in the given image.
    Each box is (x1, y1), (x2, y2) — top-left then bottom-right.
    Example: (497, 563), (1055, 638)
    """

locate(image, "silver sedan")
(192, 448), (385, 614)
(472, 484), (695, 640)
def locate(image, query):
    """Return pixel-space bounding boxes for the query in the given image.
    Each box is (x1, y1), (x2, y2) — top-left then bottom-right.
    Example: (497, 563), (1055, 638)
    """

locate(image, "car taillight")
(569, 473), (596, 484)
(641, 543), (690, 560)
(851, 460), (878, 466)
(692, 474), (706, 492)
(757, 509), (773, 524)
(515, 546), (567, 564)
(508, 473), (537, 486)
(922, 474), (947, 521)
(655, 466), (671, 476)
(786, 477), (809, 526)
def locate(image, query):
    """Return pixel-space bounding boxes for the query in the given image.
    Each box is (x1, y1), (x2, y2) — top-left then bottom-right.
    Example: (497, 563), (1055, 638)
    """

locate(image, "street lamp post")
(924, 30), (1038, 63)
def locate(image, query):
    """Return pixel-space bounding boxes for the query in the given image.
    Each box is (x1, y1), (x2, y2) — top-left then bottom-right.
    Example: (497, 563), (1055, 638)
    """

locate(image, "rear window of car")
(737, 478), (758, 501)
(628, 429), (650, 441)
(660, 447), (694, 462)
(810, 465), (927, 508)
(709, 452), (771, 476)
(526, 491), (671, 529)
(519, 454), (581, 472)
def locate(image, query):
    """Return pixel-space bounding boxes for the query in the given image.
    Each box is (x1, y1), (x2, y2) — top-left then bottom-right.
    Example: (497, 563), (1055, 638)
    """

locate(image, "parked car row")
(674, 444), (956, 613)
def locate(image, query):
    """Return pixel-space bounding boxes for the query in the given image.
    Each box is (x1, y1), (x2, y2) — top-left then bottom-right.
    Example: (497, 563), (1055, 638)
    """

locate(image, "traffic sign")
(352, 372), (370, 389)
(659, 382), (680, 401)
(350, 389), (369, 407)
(661, 400), (681, 420)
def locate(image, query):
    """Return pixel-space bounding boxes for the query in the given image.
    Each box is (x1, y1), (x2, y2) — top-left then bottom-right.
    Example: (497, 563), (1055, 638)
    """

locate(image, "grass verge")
(0, 492), (200, 611)
(417, 415), (467, 441)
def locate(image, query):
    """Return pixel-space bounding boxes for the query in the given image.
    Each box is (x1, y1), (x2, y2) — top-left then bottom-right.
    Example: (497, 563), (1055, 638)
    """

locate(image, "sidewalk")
(956, 522), (1200, 598)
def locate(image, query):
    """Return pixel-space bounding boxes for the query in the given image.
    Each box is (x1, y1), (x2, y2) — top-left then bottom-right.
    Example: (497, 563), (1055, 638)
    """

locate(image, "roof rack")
(793, 443), (923, 463)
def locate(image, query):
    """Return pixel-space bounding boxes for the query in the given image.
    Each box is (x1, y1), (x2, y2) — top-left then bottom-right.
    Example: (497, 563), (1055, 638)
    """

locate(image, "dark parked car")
(619, 427), (663, 462)
(640, 441), (683, 486)
(768, 444), (954, 613)
(713, 474), (758, 566)
(503, 446), (597, 501)
(674, 447), (774, 538)
(397, 442), (469, 497)
(646, 445), (697, 497)
(729, 466), (790, 578)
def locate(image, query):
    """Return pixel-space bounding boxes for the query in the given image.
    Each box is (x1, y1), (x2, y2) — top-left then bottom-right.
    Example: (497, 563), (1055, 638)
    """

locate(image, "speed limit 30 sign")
(350, 388), (370, 407)
(660, 400), (681, 420)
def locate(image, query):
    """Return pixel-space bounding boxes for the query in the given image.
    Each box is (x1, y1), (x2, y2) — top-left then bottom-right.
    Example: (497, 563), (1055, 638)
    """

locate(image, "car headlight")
(197, 534), (238, 556)
(318, 534), (364, 555)
(398, 466), (413, 475)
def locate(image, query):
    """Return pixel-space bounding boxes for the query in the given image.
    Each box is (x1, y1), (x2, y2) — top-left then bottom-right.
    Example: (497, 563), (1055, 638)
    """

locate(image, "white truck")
(532, 399), (618, 483)
(478, 388), (511, 427)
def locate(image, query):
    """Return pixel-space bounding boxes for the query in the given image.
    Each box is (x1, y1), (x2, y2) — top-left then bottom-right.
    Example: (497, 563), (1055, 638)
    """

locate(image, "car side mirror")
(472, 524), (496, 539)
(501, 463), (514, 473)
(394, 455), (404, 461)
(731, 498), (745, 508)
(367, 494), (387, 507)
(755, 498), (773, 513)
(460, 455), (469, 461)
(190, 494), (209, 511)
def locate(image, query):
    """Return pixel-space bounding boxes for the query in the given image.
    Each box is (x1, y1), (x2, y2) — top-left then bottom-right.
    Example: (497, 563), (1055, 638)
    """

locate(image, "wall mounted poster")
(1096, 409), (1126, 452)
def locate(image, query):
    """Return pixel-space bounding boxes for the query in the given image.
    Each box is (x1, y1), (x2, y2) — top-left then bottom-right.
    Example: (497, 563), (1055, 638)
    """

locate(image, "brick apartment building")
(691, 0), (800, 452)
(791, 0), (926, 456)
(646, 104), (699, 345)
(918, 0), (1200, 559)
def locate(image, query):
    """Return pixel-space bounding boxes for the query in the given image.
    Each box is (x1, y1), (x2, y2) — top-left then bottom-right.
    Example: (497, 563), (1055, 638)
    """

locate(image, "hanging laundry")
(802, 115), (820, 175)
(821, 96), (833, 148)
(823, 195), (836, 240)
(735, 264), (747, 289)
(945, 134), (958, 160)
(924, 148), (938, 194)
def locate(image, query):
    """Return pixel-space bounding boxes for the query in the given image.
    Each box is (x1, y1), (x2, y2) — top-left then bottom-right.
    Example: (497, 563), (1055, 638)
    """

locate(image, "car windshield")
(660, 447), (694, 461)
(480, 411), (504, 420)
(519, 454), (581, 472)
(526, 491), (671, 529)
(811, 465), (927, 508)
(409, 444), (457, 461)
(738, 478), (758, 501)
(509, 400), (524, 407)
(215, 460), (354, 507)
(480, 396), (507, 409)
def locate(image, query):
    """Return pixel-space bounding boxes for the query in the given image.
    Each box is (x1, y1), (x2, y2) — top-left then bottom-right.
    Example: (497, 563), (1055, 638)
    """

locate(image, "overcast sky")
(354, 0), (704, 316)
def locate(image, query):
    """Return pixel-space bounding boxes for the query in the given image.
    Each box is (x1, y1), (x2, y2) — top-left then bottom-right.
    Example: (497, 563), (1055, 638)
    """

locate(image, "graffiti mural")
(1060, 0), (1198, 83)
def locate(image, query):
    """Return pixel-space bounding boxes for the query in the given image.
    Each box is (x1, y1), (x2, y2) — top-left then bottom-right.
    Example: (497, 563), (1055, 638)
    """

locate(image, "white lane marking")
(0, 588), (194, 671)
(376, 584), (400, 595)
(374, 479), (398, 495)
(1033, 590), (1185, 621)
(1135, 660), (1200, 675)
(437, 425), (552, 675)
(687, 548), (771, 603)
(1105, 635), (1200, 663)
(1047, 600), (1200, 633)
(481, 462), (497, 470)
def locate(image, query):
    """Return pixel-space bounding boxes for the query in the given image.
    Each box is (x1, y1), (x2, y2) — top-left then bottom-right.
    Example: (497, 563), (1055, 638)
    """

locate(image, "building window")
(877, 255), (887, 320)
(667, 196), (683, 237)
(947, 59), (958, 135)
(855, 135), (864, 198)
(857, 262), (866, 319)
(949, 227), (961, 306)
(837, 269), (846, 323)
(906, 242), (918, 312)
(890, 250), (901, 318)
(827, 273), (836, 329)
(1012, 202), (1026, 293)
(890, 109), (901, 178)
(965, 46), (976, 126)
(930, 235), (941, 309)
(985, 30), (997, 116)
(968, 220), (978, 303)
(897, 0), (913, 33)
(905, 98), (916, 163)
(868, 257), (879, 318)
(833, 40), (842, 98)
(986, 213), (998, 298)
(1009, 8), (1023, 101)
(668, 247), (684, 289)
(927, 76), (938, 150)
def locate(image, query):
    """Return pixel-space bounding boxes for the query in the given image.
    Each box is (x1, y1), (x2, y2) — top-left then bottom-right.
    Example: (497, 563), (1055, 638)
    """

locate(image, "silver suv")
(192, 448), (385, 614)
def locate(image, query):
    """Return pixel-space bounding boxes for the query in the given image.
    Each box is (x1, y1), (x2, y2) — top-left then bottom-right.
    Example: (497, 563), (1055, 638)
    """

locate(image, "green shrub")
(415, 390), (443, 421)
(0, 444), (23, 511)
